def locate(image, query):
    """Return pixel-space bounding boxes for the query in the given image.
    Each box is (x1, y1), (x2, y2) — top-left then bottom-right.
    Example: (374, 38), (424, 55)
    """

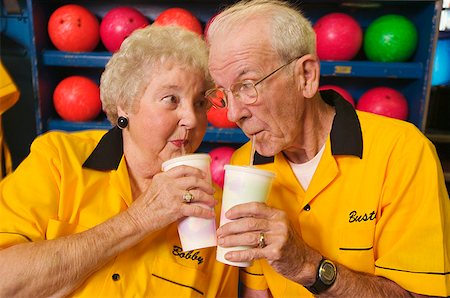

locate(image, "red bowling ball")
(356, 87), (408, 120)
(53, 76), (102, 122)
(48, 4), (100, 52)
(314, 13), (362, 61)
(204, 13), (218, 41)
(319, 85), (355, 107)
(209, 146), (236, 188)
(100, 6), (149, 53)
(207, 107), (237, 128)
(154, 8), (202, 35)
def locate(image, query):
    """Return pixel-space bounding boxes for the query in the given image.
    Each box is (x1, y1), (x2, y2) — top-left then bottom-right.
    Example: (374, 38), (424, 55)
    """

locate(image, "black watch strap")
(306, 258), (337, 295)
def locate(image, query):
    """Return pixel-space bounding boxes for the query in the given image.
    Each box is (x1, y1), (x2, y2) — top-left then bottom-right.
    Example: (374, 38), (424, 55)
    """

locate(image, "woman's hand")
(126, 165), (216, 234)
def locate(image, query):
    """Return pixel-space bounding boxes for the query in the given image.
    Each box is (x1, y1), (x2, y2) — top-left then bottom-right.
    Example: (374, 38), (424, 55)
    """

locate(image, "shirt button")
(303, 204), (311, 211)
(112, 273), (120, 281)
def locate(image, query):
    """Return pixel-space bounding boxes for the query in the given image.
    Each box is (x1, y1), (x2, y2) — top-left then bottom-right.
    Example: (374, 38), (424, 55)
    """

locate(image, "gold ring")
(182, 191), (194, 203)
(258, 232), (266, 248)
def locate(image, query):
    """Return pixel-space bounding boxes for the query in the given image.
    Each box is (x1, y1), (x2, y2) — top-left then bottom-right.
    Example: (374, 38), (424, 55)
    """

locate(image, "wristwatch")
(306, 258), (337, 295)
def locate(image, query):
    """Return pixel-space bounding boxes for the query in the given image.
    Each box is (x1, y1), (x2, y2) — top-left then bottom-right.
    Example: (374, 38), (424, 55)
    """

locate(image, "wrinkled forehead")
(208, 19), (275, 74)
(210, 17), (271, 53)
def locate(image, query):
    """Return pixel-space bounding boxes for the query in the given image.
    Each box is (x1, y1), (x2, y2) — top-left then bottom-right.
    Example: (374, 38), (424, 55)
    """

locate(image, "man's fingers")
(218, 231), (267, 247)
(224, 247), (265, 263)
(225, 202), (274, 220)
(217, 217), (268, 236)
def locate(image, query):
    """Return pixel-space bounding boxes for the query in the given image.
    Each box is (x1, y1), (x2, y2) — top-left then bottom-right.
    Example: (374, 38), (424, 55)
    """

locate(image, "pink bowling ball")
(100, 6), (149, 53)
(314, 13), (362, 61)
(319, 85), (355, 107)
(209, 146), (235, 188)
(356, 87), (409, 120)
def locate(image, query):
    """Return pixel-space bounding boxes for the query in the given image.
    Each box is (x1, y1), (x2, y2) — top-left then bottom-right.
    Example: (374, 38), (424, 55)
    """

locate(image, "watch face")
(318, 261), (337, 285)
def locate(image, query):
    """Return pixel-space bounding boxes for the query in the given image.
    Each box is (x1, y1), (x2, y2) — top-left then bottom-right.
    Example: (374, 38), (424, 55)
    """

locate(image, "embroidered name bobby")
(172, 246), (204, 265)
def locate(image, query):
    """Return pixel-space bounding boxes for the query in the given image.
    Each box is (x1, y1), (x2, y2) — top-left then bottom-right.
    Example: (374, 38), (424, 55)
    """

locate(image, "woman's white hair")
(100, 25), (211, 124)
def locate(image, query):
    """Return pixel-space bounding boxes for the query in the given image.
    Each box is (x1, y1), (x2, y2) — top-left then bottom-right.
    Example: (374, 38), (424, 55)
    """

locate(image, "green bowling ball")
(364, 14), (418, 62)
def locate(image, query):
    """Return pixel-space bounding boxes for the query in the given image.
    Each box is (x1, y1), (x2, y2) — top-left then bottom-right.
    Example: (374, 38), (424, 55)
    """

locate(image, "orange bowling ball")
(53, 76), (102, 122)
(48, 4), (99, 52)
(154, 8), (202, 35)
(207, 107), (237, 128)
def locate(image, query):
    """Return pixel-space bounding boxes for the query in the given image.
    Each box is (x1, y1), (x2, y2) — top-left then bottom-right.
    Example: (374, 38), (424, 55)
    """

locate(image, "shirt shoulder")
(31, 129), (108, 159)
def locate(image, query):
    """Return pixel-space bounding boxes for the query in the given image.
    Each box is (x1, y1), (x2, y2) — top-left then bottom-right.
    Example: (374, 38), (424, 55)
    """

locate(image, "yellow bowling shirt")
(0, 127), (238, 297)
(236, 91), (450, 297)
(0, 61), (20, 178)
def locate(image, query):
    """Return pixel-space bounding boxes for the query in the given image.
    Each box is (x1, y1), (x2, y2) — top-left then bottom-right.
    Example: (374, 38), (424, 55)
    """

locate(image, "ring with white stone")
(182, 191), (194, 203)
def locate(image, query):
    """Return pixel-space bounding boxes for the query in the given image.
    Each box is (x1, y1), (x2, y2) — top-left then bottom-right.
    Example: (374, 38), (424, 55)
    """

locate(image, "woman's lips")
(171, 139), (188, 148)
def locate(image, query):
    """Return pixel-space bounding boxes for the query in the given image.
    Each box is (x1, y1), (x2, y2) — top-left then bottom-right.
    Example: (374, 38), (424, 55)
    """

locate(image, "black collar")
(253, 89), (363, 165)
(82, 126), (123, 171)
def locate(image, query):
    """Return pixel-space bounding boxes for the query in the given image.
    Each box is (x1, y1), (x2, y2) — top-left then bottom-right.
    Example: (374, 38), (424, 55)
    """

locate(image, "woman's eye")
(161, 95), (179, 105)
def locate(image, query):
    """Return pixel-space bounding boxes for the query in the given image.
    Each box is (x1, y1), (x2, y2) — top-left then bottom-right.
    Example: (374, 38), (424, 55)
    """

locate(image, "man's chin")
(255, 145), (278, 158)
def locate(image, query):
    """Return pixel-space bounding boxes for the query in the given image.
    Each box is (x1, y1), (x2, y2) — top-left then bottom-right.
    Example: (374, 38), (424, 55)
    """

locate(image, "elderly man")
(205, 0), (450, 297)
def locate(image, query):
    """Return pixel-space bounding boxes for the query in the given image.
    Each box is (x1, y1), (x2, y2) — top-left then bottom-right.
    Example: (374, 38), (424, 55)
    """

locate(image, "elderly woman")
(0, 25), (237, 297)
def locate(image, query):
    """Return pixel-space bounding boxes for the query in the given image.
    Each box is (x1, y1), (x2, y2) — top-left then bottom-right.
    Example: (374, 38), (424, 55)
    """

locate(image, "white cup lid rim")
(162, 153), (211, 168)
(224, 165), (276, 178)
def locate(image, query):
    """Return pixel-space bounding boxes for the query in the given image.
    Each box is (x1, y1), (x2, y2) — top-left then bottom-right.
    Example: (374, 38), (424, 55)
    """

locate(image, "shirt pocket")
(337, 226), (375, 273)
(46, 219), (89, 239)
(149, 256), (208, 297)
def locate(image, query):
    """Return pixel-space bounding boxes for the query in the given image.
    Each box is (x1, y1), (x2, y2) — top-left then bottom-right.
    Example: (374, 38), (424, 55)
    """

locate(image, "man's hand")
(216, 201), (320, 285)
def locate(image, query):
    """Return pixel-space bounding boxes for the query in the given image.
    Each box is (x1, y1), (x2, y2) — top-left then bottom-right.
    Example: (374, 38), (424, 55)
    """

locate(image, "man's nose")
(226, 92), (245, 123)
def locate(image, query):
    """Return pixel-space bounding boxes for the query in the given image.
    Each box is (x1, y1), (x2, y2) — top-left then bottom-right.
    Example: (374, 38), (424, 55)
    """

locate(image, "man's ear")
(295, 54), (320, 99)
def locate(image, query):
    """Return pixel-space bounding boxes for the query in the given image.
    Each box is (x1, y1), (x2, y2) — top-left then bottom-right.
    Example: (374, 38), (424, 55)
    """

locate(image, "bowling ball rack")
(20, 0), (442, 145)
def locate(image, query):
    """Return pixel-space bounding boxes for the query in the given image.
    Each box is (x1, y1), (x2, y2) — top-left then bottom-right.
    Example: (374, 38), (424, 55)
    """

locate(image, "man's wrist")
(306, 257), (337, 295)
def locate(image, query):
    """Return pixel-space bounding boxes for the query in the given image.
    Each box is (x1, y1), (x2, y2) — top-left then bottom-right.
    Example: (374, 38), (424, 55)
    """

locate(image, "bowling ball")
(356, 87), (408, 120)
(48, 4), (100, 52)
(207, 107), (237, 128)
(153, 8), (202, 35)
(209, 146), (235, 188)
(53, 76), (102, 122)
(100, 6), (149, 53)
(431, 38), (450, 86)
(364, 14), (418, 62)
(319, 85), (355, 107)
(314, 13), (362, 61)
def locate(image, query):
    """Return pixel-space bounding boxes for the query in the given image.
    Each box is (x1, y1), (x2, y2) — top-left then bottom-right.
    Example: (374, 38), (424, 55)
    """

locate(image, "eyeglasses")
(205, 56), (301, 109)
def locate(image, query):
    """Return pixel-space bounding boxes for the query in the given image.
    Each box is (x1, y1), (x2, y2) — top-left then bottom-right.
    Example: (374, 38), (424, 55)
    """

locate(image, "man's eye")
(240, 81), (254, 91)
(161, 95), (179, 104)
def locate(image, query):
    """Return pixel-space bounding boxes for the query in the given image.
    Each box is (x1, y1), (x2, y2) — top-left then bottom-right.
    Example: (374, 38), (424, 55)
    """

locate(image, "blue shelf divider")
(47, 119), (249, 143)
(43, 50), (423, 79)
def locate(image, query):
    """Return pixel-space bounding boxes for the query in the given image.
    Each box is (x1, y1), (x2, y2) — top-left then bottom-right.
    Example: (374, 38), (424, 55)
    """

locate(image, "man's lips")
(244, 130), (262, 138)
(171, 139), (188, 148)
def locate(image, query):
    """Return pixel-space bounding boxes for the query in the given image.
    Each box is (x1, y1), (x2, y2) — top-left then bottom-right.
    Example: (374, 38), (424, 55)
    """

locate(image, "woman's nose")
(179, 104), (198, 128)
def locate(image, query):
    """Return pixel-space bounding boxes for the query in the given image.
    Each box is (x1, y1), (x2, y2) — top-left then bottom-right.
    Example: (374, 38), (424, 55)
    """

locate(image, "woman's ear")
(295, 54), (320, 99)
(117, 105), (127, 117)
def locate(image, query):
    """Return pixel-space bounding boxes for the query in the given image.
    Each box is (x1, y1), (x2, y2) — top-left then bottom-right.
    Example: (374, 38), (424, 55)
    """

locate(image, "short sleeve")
(0, 135), (60, 248)
(374, 129), (450, 296)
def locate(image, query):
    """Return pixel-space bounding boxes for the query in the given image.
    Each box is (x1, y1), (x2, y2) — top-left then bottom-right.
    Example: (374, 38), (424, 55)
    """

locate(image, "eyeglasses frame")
(206, 56), (302, 109)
